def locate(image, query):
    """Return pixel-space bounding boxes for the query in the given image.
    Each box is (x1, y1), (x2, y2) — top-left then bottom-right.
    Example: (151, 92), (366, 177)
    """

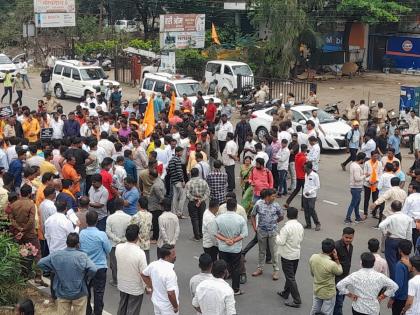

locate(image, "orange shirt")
(35, 184), (45, 240)
(62, 163), (81, 194)
(22, 118), (40, 143)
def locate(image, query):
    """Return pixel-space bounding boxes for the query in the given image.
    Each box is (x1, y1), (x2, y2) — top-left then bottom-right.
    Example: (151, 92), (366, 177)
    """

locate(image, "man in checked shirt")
(206, 160), (228, 206)
(185, 168), (210, 241)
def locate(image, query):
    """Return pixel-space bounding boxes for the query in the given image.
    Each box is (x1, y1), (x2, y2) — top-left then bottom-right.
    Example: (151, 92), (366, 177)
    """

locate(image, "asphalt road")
(20, 73), (407, 315)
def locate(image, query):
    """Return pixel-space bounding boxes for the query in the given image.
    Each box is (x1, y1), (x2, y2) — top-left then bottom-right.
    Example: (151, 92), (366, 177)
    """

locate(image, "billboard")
(159, 14), (205, 49)
(34, 0), (76, 28)
(386, 36), (420, 68)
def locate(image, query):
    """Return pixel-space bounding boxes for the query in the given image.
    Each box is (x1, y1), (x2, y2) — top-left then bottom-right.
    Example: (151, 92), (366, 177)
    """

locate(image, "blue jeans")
(96, 216), (107, 232)
(385, 237), (401, 281)
(311, 295), (336, 315)
(333, 292), (345, 315)
(278, 170), (288, 195)
(79, 178), (87, 196)
(346, 188), (362, 221)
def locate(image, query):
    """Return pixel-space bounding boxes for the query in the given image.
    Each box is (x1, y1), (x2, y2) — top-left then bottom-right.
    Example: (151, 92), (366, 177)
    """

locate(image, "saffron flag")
(143, 96), (155, 137)
(168, 91), (176, 119)
(211, 23), (221, 45)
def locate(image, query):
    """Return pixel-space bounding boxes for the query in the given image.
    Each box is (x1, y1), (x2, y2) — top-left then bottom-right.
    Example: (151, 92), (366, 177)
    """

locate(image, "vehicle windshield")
(80, 68), (106, 80)
(301, 109), (336, 124)
(0, 55), (12, 64)
(175, 82), (200, 97)
(232, 65), (252, 76)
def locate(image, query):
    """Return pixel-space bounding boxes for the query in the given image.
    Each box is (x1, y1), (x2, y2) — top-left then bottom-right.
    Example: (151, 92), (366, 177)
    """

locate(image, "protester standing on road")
(207, 160), (228, 205)
(401, 256), (420, 315)
(88, 174), (109, 231)
(345, 152), (366, 224)
(222, 132), (238, 192)
(0, 70), (13, 104)
(356, 100), (369, 135)
(189, 253), (214, 309)
(363, 150), (382, 218)
(148, 169), (165, 243)
(402, 183), (420, 247)
(12, 72), (25, 106)
(277, 207), (304, 308)
(157, 198), (180, 257)
(302, 161), (321, 231)
(341, 121), (361, 171)
(40, 66), (52, 96)
(407, 110), (420, 155)
(202, 199), (219, 262)
(168, 147), (186, 218)
(285, 144), (307, 208)
(249, 157), (273, 203)
(130, 197), (152, 263)
(234, 113), (252, 157)
(17, 57), (31, 88)
(217, 114), (234, 155)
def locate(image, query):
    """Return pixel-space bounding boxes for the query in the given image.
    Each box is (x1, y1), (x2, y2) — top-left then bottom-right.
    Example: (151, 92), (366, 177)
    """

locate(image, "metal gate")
(114, 55), (132, 84)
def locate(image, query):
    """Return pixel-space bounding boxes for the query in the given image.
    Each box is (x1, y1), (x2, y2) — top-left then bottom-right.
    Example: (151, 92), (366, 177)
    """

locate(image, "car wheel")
(256, 127), (269, 142)
(54, 84), (65, 99)
(221, 87), (230, 98)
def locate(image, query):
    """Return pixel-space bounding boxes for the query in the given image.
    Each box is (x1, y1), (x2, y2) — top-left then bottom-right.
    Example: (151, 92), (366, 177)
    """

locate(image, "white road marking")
(322, 199), (338, 206)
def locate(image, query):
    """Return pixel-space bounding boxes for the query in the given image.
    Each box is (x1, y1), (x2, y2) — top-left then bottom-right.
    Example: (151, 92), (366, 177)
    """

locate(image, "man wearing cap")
(341, 121), (361, 171)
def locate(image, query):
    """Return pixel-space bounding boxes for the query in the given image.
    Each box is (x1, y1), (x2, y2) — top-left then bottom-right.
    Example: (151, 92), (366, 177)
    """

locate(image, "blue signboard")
(386, 36), (420, 68)
(322, 32), (344, 52)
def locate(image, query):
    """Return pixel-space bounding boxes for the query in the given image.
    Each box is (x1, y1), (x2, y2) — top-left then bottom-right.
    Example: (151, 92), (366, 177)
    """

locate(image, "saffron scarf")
(369, 160), (378, 192)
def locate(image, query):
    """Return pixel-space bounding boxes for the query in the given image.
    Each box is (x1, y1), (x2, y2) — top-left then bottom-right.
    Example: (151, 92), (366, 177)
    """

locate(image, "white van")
(205, 60), (253, 97)
(114, 20), (138, 32)
(51, 60), (119, 99)
(141, 72), (221, 110)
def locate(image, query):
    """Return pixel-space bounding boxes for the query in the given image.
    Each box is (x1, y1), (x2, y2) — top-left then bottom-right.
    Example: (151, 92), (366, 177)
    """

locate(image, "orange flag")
(168, 91), (176, 119)
(211, 23), (221, 45)
(143, 96), (155, 137)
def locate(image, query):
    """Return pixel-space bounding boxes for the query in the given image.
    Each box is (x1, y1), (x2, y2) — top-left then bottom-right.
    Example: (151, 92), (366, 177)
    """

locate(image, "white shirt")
(243, 140), (257, 159)
(110, 165), (127, 193)
(116, 242), (147, 296)
(276, 146), (290, 171)
(17, 61), (28, 75)
(98, 139), (116, 157)
(357, 104), (369, 120)
(142, 259), (179, 310)
(278, 131), (292, 144)
(51, 119), (64, 139)
(277, 219), (304, 260)
(308, 143), (320, 171)
(406, 275), (420, 315)
(402, 192), (420, 228)
(96, 146), (107, 164)
(217, 122), (234, 141)
(377, 172), (395, 196)
(363, 160), (383, 187)
(40, 199), (57, 230)
(297, 132), (309, 146)
(192, 278), (236, 315)
(194, 160), (210, 180)
(106, 210), (131, 247)
(44, 212), (74, 253)
(26, 155), (45, 168)
(0, 148), (8, 171)
(222, 140), (238, 166)
(379, 211), (412, 240)
(100, 122), (111, 134)
(202, 210), (217, 248)
(303, 171), (320, 198)
(252, 151), (269, 167)
(361, 139), (376, 159)
(6, 145), (17, 163)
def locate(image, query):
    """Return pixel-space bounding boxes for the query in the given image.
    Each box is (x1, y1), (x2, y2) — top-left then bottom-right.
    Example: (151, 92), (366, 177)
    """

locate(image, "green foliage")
(75, 16), (102, 42)
(0, 233), (25, 306)
(176, 49), (209, 79)
(337, 0), (412, 24)
(128, 39), (159, 51)
(75, 40), (118, 56)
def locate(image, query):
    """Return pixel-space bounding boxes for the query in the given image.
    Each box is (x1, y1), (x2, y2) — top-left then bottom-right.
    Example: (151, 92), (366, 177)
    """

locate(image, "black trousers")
(204, 246), (219, 262)
(242, 232), (271, 261)
(219, 251), (241, 292)
(352, 308), (368, 315)
(87, 268), (107, 315)
(225, 165), (235, 192)
(86, 175), (93, 195)
(15, 90), (23, 106)
(1, 86), (12, 104)
(188, 200), (205, 239)
(271, 164), (279, 190)
(218, 140), (227, 155)
(151, 210), (162, 241)
(363, 186), (378, 216)
(286, 178), (305, 206)
(342, 148), (358, 166)
(281, 257), (301, 304)
(303, 197), (320, 227)
(392, 299), (406, 315)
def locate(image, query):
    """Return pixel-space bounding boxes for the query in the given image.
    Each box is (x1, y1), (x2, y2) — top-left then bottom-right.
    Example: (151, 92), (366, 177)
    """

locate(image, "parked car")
(141, 72), (221, 111)
(249, 104), (352, 150)
(114, 20), (138, 32)
(51, 60), (119, 99)
(0, 54), (17, 81)
(205, 60), (253, 97)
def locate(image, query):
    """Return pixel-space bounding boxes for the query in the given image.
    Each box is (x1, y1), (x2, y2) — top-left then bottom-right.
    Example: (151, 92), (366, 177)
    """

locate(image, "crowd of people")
(1, 76), (420, 315)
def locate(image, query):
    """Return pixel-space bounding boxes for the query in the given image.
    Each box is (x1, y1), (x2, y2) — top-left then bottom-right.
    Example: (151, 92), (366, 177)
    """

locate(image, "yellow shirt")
(39, 160), (58, 176)
(22, 119), (40, 143)
(3, 73), (12, 87)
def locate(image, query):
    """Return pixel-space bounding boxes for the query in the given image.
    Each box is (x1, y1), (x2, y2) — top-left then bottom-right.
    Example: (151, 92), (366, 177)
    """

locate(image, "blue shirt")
(122, 187), (140, 215)
(388, 135), (401, 155)
(154, 97), (164, 120)
(124, 158), (137, 183)
(251, 199), (283, 236)
(8, 159), (23, 188)
(395, 170), (406, 184)
(210, 211), (248, 254)
(56, 191), (78, 210)
(63, 120), (80, 138)
(79, 227), (112, 269)
(38, 248), (97, 299)
(346, 129), (360, 149)
(416, 237), (420, 256)
(394, 262), (409, 300)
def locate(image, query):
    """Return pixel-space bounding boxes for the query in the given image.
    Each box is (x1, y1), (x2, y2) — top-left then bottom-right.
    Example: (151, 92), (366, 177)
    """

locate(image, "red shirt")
(205, 103), (217, 123)
(100, 169), (114, 200)
(295, 152), (307, 180)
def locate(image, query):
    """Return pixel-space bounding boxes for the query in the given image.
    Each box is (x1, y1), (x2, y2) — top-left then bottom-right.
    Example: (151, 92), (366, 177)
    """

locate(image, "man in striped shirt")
(168, 147), (186, 218)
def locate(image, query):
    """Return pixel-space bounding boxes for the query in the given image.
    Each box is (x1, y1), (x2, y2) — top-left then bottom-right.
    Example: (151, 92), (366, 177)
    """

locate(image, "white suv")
(0, 54), (17, 81)
(141, 72), (221, 111)
(51, 60), (119, 99)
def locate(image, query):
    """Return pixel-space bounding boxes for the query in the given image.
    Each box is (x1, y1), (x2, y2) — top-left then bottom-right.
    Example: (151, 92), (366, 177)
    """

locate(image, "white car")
(114, 20), (138, 32)
(0, 54), (17, 81)
(249, 105), (352, 150)
(51, 60), (119, 99)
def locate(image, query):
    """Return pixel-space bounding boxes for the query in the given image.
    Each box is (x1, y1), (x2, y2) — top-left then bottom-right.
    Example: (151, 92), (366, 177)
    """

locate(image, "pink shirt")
(249, 167), (273, 197)
(373, 253), (389, 276)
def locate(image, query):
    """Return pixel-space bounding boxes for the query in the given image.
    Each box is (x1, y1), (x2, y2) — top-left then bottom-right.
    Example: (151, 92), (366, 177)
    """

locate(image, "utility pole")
(99, 0), (104, 33)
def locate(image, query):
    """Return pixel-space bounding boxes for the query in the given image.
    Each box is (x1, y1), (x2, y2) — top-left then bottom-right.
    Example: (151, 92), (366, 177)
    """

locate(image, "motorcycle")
(324, 101), (343, 119)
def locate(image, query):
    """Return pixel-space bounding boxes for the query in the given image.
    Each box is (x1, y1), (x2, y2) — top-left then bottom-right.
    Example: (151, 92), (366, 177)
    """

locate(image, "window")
(143, 79), (155, 90)
(232, 65), (253, 76)
(154, 81), (165, 93)
(206, 63), (221, 75)
(72, 69), (81, 80)
(223, 66), (233, 75)
(292, 110), (306, 123)
(62, 66), (71, 78)
(53, 65), (63, 75)
(80, 68), (106, 80)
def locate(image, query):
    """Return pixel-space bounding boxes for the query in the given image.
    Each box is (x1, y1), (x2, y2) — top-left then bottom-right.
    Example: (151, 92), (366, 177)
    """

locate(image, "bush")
(0, 233), (26, 306)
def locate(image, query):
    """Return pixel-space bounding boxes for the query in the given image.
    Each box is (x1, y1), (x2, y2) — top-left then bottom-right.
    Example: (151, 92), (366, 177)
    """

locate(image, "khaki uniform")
(345, 106), (357, 121)
(278, 108), (293, 122)
(377, 108), (387, 128)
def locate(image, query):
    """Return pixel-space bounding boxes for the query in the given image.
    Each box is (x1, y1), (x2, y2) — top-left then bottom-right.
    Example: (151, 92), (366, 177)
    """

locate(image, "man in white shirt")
(40, 186), (57, 230)
(98, 132), (116, 157)
(276, 139), (290, 195)
(402, 256), (420, 315)
(222, 132), (238, 192)
(192, 259), (236, 315)
(51, 113), (64, 140)
(141, 244), (179, 315)
(202, 200), (219, 261)
(106, 198), (131, 287)
(303, 161), (321, 231)
(407, 110), (420, 154)
(44, 200), (75, 253)
(116, 224), (147, 315)
(277, 207), (304, 308)
(278, 124), (292, 144)
(190, 253), (214, 314)
(310, 110), (325, 136)
(361, 134), (376, 159)
(217, 114), (234, 155)
(252, 142), (269, 167)
(307, 136), (321, 172)
(402, 184), (420, 247)
(296, 125), (308, 146)
(379, 200), (412, 280)
(17, 58), (31, 88)
(194, 152), (210, 180)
